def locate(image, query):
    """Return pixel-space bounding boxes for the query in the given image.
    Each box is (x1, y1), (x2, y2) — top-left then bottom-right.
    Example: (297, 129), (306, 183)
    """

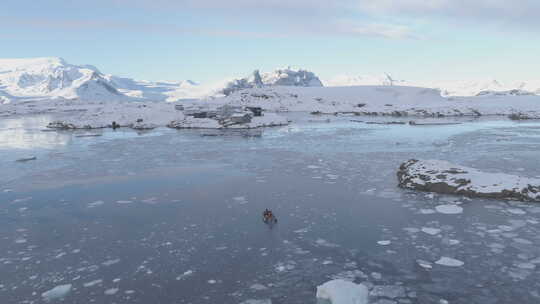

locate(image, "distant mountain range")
(1, 57), (539, 104)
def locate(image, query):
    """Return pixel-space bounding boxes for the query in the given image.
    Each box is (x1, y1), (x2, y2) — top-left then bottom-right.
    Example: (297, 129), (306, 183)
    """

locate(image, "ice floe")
(435, 204), (464, 214)
(104, 288), (119, 295)
(42, 284), (72, 301)
(316, 279), (369, 304)
(421, 227), (441, 235)
(435, 257), (464, 267)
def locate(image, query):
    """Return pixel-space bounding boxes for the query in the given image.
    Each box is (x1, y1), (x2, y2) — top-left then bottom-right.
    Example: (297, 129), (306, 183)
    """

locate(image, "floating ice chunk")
(125, 290), (135, 294)
(316, 279), (369, 304)
(176, 270), (194, 280)
(421, 227), (441, 235)
(507, 208), (526, 215)
(330, 270), (367, 281)
(233, 196), (248, 204)
(240, 299), (272, 304)
(514, 238), (533, 245)
(373, 300), (397, 304)
(116, 200), (133, 204)
(447, 239), (460, 245)
(104, 288), (119, 295)
(377, 240), (391, 246)
(435, 257), (464, 267)
(15, 238), (27, 244)
(250, 283), (268, 290)
(516, 263), (536, 270)
(83, 279), (103, 287)
(403, 228), (420, 234)
(102, 259), (120, 266)
(419, 209), (436, 214)
(370, 285), (406, 299)
(435, 205), (463, 214)
(208, 279), (217, 284)
(275, 261), (296, 272)
(87, 200), (104, 208)
(42, 284), (72, 301)
(416, 259), (432, 269)
(315, 238), (339, 247)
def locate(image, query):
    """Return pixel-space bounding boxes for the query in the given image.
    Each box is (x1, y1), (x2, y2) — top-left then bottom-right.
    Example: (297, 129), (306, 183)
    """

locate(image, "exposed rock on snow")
(221, 68), (323, 96)
(41, 284), (72, 301)
(508, 112), (540, 120)
(209, 85), (540, 118)
(316, 279), (369, 304)
(168, 111), (288, 129)
(397, 159), (540, 202)
(46, 102), (183, 129)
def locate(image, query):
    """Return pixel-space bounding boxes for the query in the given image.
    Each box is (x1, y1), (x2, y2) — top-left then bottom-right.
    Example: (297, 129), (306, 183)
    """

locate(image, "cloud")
(358, 0), (540, 27)
(13, 0), (539, 41)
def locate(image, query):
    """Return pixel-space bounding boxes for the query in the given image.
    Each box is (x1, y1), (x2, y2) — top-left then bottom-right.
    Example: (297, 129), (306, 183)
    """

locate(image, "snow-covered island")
(397, 159), (540, 202)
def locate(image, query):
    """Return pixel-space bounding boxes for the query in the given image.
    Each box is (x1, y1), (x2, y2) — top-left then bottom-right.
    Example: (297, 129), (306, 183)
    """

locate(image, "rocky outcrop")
(397, 159), (540, 202)
(221, 68), (323, 96)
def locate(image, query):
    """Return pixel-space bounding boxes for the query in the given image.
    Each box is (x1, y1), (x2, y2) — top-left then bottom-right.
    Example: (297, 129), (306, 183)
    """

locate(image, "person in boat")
(263, 209), (276, 223)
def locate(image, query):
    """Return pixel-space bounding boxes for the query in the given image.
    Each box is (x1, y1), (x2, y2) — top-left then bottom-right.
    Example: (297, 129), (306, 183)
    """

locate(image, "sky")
(1, 0), (539, 83)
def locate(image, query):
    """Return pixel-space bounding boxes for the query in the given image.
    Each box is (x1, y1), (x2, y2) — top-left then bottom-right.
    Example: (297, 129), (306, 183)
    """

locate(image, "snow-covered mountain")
(2, 57), (539, 104)
(0, 58), (325, 103)
(0, 57), (124, 102)
(221, 68), (323, 96)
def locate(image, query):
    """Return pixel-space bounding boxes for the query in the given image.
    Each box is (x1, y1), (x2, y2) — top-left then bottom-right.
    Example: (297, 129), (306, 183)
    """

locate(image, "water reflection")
(0, 116), (71, 149)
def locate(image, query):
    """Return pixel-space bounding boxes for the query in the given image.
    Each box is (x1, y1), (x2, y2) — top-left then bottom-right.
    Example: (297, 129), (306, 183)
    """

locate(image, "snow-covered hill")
(324, 74), (408, 87)
(324, 74), (540, 97)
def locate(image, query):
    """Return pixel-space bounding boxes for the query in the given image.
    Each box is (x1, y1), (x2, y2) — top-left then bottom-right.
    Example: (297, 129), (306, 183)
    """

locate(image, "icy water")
(1, 114), (540, 304)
